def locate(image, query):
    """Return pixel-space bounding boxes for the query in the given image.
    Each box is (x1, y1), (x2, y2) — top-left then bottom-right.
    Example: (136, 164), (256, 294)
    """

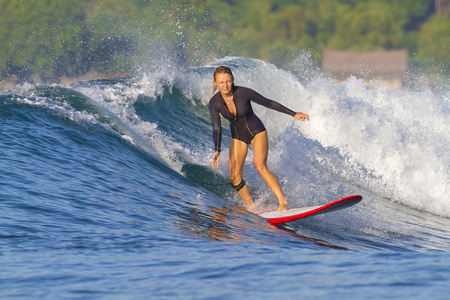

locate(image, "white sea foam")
(72, 74), (186, 172)
(177, 56), (450, 217)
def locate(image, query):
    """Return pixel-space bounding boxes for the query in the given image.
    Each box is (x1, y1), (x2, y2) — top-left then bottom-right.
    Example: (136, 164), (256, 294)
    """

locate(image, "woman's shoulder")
(210, 91), (221, 100)
(209, 92), (222, 106)
(235, 85), (252, 92)
(235, 86), (258, 97)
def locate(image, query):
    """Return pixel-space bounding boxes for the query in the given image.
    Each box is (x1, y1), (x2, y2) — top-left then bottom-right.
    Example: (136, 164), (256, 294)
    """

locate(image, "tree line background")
(0, 0), (449, 83)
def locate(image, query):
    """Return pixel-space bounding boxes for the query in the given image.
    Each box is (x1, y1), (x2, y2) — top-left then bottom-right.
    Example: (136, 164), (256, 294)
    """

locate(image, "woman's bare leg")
(229, 138), (254, 211)
(252, 131), (289, 211)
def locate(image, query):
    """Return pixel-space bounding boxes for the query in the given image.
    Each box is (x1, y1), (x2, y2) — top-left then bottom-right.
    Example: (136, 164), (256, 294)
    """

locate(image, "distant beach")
(0, 71), (131, 92)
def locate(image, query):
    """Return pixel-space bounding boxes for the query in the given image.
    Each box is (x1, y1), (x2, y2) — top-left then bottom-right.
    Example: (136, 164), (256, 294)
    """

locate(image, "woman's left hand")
(211, 151), (221, 169)
(295, 112), (309, 122)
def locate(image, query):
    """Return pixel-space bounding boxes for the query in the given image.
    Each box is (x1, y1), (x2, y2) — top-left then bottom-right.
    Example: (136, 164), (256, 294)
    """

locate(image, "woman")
(209, 66), (309, 212)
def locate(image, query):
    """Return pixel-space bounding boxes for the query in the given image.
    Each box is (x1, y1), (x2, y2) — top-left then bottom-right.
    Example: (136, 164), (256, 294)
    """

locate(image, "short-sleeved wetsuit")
(209, 86), (296, 152)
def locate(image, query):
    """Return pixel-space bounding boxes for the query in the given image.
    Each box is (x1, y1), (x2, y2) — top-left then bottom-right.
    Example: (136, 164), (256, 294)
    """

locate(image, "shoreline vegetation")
(1, 0), (449, 92)
(0, 71), (132, 92)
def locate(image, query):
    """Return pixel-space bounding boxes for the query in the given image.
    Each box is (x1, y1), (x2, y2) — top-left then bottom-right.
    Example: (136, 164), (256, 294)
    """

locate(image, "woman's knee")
(254, 162), (268, 176)
(230, 172), (242, 185)
(230, 173), (236, 183)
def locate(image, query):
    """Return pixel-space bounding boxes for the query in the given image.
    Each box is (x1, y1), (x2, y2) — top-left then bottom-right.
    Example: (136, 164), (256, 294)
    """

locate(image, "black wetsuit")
(209, 86), (296, 152)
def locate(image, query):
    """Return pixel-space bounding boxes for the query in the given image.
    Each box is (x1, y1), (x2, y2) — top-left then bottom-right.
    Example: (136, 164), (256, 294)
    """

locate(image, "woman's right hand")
(295, 112), (309, 121)
(211, 151), (221, 169)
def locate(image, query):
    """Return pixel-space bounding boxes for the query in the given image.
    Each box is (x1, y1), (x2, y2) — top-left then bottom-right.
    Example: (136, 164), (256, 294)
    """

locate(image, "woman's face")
(214, 73), (233, 96)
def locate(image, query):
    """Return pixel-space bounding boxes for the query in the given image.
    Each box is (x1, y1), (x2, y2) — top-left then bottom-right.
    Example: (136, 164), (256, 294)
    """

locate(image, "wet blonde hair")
(212, 66), (235, 94)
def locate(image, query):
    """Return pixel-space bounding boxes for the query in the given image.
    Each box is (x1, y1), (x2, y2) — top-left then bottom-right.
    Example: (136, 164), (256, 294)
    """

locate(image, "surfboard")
(259, 195), (362, 224)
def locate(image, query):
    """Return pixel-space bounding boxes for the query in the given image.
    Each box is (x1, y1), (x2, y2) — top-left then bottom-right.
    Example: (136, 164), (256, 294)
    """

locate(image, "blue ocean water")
(1, 57), (450, 299)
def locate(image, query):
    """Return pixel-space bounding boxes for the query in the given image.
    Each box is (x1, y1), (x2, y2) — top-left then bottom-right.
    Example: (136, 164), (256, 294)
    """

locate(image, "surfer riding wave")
(208, 66), (309, 212)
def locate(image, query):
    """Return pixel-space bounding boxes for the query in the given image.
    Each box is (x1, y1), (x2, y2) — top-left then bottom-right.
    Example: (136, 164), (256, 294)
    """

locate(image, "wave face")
(2, 56), (450, 299)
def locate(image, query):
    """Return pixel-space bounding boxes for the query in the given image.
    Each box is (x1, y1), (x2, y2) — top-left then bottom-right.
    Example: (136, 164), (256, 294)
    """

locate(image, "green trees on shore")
(0, 0), (448, 82)
(0, 1), (88, 82)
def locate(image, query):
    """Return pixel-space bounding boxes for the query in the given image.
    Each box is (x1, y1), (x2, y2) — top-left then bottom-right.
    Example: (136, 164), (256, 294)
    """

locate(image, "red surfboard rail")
(259, 195), (362, 224)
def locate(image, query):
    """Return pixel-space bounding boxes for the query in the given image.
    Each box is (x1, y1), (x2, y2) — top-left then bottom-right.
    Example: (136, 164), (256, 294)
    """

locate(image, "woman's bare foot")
(246, 203), (256, 213)
(276, 201), (290, 212)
